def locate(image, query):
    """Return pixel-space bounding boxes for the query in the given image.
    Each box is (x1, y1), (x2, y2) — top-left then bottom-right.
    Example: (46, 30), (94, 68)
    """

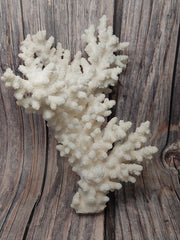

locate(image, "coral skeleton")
(1, 16), (158, 213)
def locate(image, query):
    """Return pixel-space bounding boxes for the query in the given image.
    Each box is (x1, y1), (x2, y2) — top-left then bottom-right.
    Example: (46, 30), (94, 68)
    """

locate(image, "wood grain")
(0, 0), (180, 239)
(0, 1), (47, 239)
(105, 0), (180, 240)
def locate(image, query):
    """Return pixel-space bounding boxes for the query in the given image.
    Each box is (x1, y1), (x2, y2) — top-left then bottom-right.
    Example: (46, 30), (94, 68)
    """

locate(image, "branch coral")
(1, 16), (158, 213)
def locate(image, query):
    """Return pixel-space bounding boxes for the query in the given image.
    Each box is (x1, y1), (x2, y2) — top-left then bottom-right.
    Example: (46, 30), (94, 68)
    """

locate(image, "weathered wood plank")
(0, 1), (47, 239)
(162, 26), (180, 240)
(105, 0), (180, 239)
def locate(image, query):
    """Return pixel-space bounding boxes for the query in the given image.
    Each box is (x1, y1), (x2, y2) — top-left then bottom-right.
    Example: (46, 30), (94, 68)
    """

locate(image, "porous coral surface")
(1, 16), (157, 213)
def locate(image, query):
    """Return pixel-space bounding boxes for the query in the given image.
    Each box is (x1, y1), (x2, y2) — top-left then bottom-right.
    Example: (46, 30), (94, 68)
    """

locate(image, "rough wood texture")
(0, 0), (179, 239)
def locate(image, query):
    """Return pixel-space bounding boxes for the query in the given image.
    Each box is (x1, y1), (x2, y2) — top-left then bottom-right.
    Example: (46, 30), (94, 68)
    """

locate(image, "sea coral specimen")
(1, 16), (157, 213)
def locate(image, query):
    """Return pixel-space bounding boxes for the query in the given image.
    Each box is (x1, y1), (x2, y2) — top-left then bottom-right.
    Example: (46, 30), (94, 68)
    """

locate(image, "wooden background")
(0, 0), (180, 239)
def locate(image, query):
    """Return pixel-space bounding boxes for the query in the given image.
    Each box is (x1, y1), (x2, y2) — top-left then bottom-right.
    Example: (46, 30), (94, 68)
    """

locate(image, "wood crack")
(164, 24), (180, 149)
(19, 0), (25, 39)
(104, 1), (121, 240)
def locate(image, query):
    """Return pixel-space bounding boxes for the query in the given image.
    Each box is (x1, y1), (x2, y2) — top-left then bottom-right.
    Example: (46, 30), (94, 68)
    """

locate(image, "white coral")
(1, 16), (157, 213)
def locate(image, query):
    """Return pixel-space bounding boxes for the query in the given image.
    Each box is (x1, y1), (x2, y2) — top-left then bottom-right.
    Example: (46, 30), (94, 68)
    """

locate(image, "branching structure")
(1, 16), (158, 213)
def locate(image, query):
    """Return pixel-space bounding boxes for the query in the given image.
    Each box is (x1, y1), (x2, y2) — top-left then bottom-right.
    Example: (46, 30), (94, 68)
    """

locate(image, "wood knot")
(163, 141), (180, 171)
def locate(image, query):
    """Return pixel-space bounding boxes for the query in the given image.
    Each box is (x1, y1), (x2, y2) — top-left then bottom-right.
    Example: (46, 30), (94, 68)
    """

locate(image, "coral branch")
(1, 16), (158, 213)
